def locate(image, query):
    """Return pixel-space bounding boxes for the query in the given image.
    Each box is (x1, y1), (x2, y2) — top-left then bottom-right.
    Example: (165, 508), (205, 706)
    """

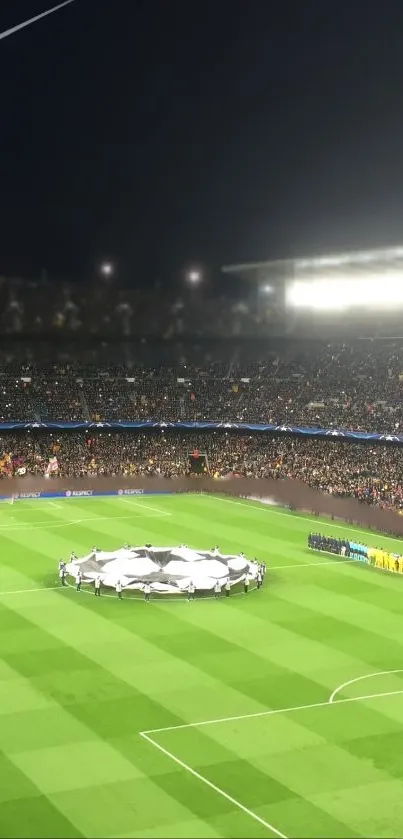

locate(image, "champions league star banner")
(0, 419), (402, 442)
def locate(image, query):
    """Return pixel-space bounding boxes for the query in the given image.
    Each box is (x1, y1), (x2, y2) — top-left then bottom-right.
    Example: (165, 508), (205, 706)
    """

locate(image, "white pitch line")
(140, 730), (287, 838)
(270, 557), (358, 571)
(0, 557), (358, 599)
(0, 585), (61, 596)
(141, 688), (403, 736)
(329, 669), (403, 704)
(118, 499), (171, 516)
(209, 495), (403, 546)
(0, 0), (75, 42)
(140, 685), (403, 838)
(49, 502), (62, 509)
(0, 510), (168, 532)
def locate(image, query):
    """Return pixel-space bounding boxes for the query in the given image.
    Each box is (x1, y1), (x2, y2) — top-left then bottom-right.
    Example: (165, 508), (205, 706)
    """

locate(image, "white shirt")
(214, 581), (220, 593)
(189, 582), (195, 593)
(144, 584), (151, 594)
(116, 581), (122, 592)
(95, 577), (101, 588)
(225, 580), (231, 590)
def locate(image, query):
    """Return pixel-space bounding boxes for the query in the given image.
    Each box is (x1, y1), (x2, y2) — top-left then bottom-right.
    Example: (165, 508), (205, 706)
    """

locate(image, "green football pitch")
(2, 492), (403, 838)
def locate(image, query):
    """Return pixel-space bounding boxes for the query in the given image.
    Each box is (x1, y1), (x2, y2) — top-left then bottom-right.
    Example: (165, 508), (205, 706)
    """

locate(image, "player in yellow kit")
(367, 547), (376, 566)
(375, 550), (384, 569)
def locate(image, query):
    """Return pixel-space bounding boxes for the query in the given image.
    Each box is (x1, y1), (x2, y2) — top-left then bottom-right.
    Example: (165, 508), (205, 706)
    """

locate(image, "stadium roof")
(222, 246), (403, 280)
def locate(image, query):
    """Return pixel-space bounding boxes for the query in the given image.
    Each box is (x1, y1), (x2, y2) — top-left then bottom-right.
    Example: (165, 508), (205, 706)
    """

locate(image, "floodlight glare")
(286, 272), (403, 311)
(100, 262), (113, 277)
(187, 270), (201, 284)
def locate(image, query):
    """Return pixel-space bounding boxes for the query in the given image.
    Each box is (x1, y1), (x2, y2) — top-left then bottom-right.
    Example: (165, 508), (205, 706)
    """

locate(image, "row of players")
(308, 533), (352, 556)
(308, 532), (403, 573)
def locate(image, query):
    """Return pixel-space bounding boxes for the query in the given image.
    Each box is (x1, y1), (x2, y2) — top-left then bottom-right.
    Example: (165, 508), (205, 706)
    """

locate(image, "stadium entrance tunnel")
(65, 545), (260, 599)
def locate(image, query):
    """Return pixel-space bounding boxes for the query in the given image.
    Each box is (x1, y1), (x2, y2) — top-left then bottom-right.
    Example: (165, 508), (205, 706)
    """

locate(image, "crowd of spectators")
(1, 431), (403, 512)
(0, 341), (403, 433)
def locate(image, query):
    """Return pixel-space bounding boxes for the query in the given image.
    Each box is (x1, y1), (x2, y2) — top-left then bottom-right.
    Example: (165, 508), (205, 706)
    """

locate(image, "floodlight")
(187, 270), (202, 285)
(100, 262), (113, 277)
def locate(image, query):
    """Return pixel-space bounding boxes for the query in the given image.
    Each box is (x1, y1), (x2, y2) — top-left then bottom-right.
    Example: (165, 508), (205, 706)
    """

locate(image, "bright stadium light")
(186, 270), (202, 285)
(261, 284), (273, 294)
(286, 272), (403, 311)
(100, 262), (113, 277)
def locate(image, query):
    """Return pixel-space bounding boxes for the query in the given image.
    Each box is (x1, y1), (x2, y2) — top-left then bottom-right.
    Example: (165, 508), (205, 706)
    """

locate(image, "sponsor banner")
(0, 420), (401, 442)
(0, 490), (172, 502)
(65, 490), (94, 498)
(117, 489), (145, 496)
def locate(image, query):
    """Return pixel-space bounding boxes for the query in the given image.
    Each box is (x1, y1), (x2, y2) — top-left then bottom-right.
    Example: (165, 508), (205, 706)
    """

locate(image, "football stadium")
(3, 247), (403, 838)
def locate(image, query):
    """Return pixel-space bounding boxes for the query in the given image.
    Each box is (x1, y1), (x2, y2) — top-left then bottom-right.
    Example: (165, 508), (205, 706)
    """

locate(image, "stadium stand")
(0, 430), (402, 512)
(2, 259), (403, 514)
(0, 340), (403, 432)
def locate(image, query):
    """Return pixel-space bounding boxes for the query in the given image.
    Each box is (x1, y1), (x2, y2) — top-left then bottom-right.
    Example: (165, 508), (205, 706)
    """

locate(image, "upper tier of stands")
(0, 277), (281, 338)
(2, 274), (403, 339)
(0, 339), (402, 433)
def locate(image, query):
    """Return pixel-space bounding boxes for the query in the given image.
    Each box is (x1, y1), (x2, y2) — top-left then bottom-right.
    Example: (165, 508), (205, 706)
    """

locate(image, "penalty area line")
(140, 730), (287, 838)
(140, 686), (403, 838)
(0, 510), (169, 532)
(118, 499), (171, 515)
(142, 687), (403, 735)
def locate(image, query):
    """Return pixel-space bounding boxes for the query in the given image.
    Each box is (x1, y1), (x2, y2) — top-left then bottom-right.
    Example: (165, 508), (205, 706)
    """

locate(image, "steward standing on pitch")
(59, 561), (67, 586)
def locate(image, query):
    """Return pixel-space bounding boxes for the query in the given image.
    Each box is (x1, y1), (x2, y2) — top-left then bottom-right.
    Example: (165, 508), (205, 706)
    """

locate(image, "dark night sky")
(2, 0), (403, 286)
